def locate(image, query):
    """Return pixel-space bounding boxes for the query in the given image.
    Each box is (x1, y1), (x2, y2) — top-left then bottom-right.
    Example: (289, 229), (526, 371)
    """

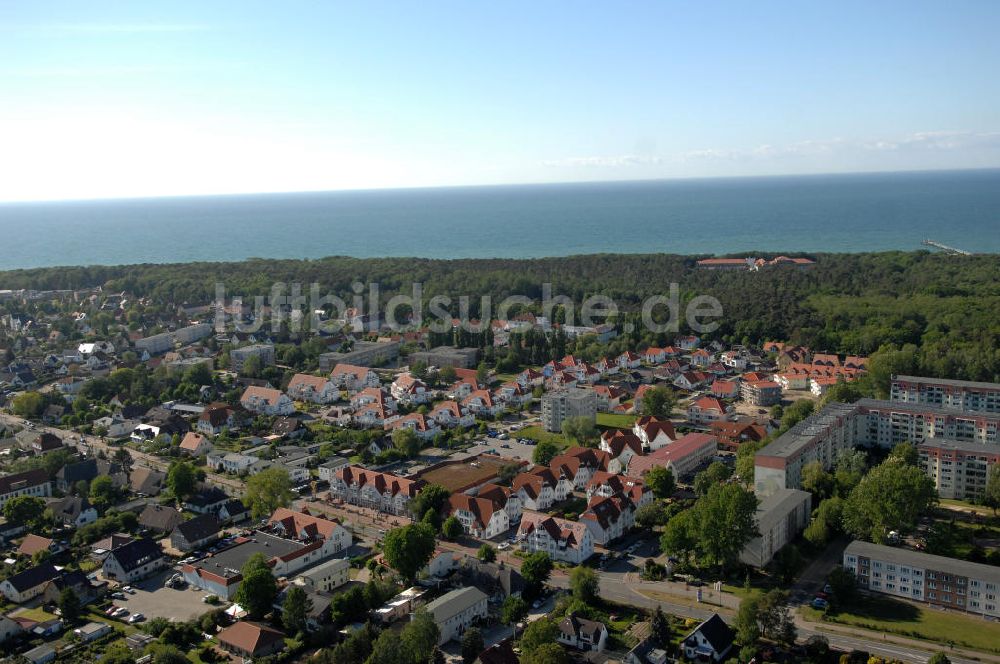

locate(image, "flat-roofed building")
(739, 489), (811, 568)
(319, 340), (402, 372)
(411, 346), (480, 369)
(918, 438), (1000, 500)
(541, 388), (597, 433)
(843, 540), (1000, 618)
(754, 402), (862, 497)
(856, 398), (1000, 448)
(891, 375), (1000, 414)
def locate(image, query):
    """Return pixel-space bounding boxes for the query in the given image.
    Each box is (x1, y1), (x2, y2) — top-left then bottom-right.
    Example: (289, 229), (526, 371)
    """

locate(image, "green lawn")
(802, 595), (1000, 654)
(12, 607), (57, 622)
(518, 425), (569, 449)
(596, 412), (637, 429)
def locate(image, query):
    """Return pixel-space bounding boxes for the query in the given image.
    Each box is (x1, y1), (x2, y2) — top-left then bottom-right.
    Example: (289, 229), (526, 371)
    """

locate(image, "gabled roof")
(179, 432), (210, 452)
(287, 373), (331, 391)
(173, 514), (220, 543)
(17, 534), (54, 557)
(4, 563), (60, 593)
(56, 459), (98, 484)
(0, 469), (49, 495)
(560, 612), (607, 640)
(241, 386), (286, 406)
(335, 466), (424, 498)
(107, 538), (163, 573)
(186, 486), (230, 508)
(268, 507), (345, 541)
(685, 613), (734, 654)
(448, 493), (501, 530)
(138, 504), (184, 532)
(130, 467), (166, 495)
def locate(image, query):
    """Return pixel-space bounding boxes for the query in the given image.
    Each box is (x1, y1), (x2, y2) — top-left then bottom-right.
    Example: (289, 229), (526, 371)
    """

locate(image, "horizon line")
(2, 165), (999, 206)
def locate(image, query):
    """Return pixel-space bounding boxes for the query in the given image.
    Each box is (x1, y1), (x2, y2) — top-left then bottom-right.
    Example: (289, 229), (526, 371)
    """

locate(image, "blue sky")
(2, 1), (999, 201)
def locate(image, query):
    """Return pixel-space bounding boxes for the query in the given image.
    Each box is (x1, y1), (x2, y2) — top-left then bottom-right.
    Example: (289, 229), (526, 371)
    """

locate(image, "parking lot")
(107, 568), (218, 622)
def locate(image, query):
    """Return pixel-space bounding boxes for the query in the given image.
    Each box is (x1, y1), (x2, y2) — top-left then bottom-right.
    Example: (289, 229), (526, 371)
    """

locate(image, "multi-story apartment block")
(844, 540), (1000, 619)
(739, 489), (811, 568)
(740, 380), (782, 407)
(541, 388), (597, 433)
(230, 344), (275, 373)
(918, 438), (1000, 500)
(330, 466), (424, 516)
(134, 323), (212, 355)
(856, 398), (1000, 448)
(754, 402), (862, 497)
(517, 511), (594, 564)
(891, 375), (1000, 414)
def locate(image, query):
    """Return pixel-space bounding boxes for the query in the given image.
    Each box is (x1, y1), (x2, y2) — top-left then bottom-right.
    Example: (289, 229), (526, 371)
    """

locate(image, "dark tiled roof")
(58, 459), (98, 484)
(686, 613), (734, 654)
(4, 563), (60, 593)
(0, 469), (49, 495)
(139, 504), (184, 532)
(186, 486), (230, 508)
(108, 538), (163, 573)
(173, 514), (220, 542)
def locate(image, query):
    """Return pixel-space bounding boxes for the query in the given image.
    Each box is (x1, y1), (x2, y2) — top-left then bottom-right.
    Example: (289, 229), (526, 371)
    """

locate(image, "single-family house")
(218, 621), (287, 659)
(687, 396), (731, 425)
(0, 564), (61, 603)
(558, 613), (608, 652)
(633, 416), (677, 451)
(170, 514), (221, 552)
(682, 614), (735, 662)
(178, 431), (212, 456)
(138, 504), (184, 534)
(102, 538), (167, 583)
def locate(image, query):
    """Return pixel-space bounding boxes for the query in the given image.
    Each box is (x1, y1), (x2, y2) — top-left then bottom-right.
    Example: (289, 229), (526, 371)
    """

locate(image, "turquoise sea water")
(1, 169), (998, 270)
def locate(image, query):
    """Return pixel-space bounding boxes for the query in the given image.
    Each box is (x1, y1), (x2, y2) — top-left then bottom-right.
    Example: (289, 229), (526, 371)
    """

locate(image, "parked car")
(111, 592), (125, 600)
(811, 598), (829, 610)
(113, 607), (130, 618)
(122, 585), (136, 594)
(128, 613), (145, 624)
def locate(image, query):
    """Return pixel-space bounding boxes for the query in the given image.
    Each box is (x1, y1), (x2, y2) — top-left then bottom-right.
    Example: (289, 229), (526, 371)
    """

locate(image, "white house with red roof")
(580, 495), (634, 545)
(599, 431), (645, 473)
(632, 416), (677, 451)
(447, 379), (478, 400)
(286, 373), (340, 404)
(676, 335), (701, 350)
(518, 511), (594, 564)
(711, 380), (740, 400)
(179, 432), (212, 456)
(687, 396), (731, 424)
(810, 376), (840, 397)
(329, 364), (380, 393)
(385, 413), (440, 440)
(447, 492), (510, 539)
(548, 447), (611, 490)
(330, 466), (425, 515)
(495, 382), (532, 408)
(592, 385), (627, 412)
(268, 507), (353, 554)
(512, 468), (562, 511)
(643, 347), (668, 364)
(462, 390), (503, 417)
(516, 368), (544, 388)
(690, 348), (713, 368)
(475, 483), (522, 525)
(390, 373), (431, 405)
(673, 371), (710, 391)
(616, 351), (642, 370)
(240, 386), (295, 416)
(428, 400), (475, 429)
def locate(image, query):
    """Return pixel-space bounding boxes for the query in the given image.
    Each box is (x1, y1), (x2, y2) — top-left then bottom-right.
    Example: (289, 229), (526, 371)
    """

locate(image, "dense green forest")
(2, 251), (998, 380)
